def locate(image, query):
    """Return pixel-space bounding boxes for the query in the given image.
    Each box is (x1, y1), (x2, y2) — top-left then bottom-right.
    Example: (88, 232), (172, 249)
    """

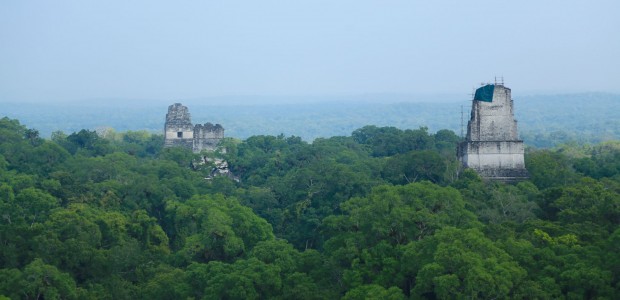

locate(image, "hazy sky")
(1, 1), (619, 102)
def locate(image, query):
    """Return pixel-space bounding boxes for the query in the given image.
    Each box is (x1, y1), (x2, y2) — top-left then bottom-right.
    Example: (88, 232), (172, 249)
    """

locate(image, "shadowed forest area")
(1, 116), (619, 299)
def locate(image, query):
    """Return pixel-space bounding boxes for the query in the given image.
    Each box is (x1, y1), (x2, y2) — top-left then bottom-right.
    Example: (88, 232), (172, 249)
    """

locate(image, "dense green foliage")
(1, 116), (619, 299)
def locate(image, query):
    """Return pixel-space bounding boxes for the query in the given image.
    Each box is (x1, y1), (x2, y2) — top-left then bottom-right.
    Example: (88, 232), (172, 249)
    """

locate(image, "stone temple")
(457, 83), (528, 181)
(164, 103), (224, 153)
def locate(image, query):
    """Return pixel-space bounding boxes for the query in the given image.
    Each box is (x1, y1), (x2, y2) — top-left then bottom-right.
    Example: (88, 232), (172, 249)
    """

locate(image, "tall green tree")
(405, 227), (527, 299)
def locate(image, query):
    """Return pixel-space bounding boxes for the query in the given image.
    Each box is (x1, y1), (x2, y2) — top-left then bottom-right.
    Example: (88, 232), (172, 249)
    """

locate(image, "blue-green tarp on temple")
(474, 85), (494, 102)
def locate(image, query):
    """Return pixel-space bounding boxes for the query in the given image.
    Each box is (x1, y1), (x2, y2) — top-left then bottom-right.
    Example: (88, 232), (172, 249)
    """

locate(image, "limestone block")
(458, 84), (528, 181)
(163, 103), (225, 153)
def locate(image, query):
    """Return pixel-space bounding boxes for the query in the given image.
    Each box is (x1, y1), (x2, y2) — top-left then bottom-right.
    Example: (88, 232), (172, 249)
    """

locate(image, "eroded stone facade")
(458, 84), (528, 181)
(164, 103), (224, 153)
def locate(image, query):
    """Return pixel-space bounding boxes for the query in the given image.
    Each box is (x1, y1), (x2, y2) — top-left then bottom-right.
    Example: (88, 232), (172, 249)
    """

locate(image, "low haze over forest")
(3, 92), (619, 148)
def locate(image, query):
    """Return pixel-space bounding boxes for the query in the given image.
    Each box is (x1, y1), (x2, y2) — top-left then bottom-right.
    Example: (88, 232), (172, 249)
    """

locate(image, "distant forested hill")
(518, 93), (620, 147)
(2, 92), (619, 147)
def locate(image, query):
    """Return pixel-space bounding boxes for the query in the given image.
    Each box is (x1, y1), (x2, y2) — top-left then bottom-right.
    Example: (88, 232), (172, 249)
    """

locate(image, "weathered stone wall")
(466, 85), (519, 141)
(460, 141), (525, 169)
(459, 84), (528, 181)
(163, 103), (224, 152)
(164, 103), (195, 147)
(193, 123), (224, 152)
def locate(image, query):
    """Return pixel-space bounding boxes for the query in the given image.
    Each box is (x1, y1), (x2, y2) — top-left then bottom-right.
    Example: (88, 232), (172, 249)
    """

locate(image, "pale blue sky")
(1, 1), (618, 102)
